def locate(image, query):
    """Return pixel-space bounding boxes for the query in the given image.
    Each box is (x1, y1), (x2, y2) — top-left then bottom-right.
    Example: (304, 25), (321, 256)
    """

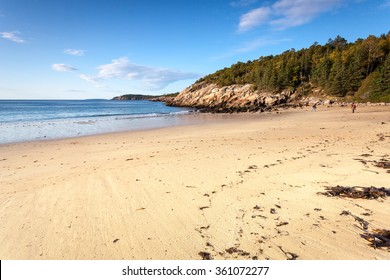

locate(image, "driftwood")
(319, 186), (390, 199)
(361, 229), (390, 249)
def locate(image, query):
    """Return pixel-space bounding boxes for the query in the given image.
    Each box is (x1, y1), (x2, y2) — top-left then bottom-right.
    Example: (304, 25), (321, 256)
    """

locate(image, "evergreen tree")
(198, 33), (390, 101)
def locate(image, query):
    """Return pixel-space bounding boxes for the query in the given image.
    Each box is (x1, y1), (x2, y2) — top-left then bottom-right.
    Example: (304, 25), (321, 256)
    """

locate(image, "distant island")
(115, 33), (389, 112)
(112, 92), (179, 103)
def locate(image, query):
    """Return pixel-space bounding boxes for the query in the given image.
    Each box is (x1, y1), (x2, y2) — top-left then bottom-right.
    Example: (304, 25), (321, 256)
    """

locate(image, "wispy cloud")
(64, 49), (85, 56)
(230, 0), (258, 8)
(271, 0), (342, 29)
(79, 74), (100, 84)
(237, 0), (343, 32)
(0, 31), (26, 43)
(234, 37), (291, 53)
(52, 63), (78, 72)
(212, 37), (290, 60)
(79, 57), (200, 90)
(63, 89), (86, 93)
(238, 7), (271, 32)
(381, 0), (390, 7)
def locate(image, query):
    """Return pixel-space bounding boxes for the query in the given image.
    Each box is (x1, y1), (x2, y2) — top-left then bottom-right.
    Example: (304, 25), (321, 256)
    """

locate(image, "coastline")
(0, 99), (194, 145)
(0, 106), (389, 259)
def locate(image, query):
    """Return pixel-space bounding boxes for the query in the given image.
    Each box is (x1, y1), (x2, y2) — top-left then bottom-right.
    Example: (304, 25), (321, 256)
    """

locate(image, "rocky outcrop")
(149, 95), (177, 103)
(167, 82), (295, 112)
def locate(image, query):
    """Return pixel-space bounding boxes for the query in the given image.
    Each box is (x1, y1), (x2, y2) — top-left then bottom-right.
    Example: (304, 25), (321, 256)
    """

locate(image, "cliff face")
(168, 82), (296, 112)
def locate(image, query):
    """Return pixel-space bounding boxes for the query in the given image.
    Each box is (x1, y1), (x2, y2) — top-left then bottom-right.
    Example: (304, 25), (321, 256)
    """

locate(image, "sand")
(0, 105), (389, 260)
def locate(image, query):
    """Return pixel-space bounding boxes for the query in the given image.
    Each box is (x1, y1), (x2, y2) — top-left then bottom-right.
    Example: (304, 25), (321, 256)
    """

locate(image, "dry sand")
(0, 105), (389, 260)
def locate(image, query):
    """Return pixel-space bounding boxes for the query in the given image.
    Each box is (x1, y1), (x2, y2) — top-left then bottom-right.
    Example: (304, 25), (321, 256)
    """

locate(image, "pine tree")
(199, 33), (390, 101)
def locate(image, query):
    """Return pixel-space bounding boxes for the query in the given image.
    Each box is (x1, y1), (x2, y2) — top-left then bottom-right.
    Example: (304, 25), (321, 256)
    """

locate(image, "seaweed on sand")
(361, 229), (390, 249)
(198, 251), (213, 260)
(340, 210), (369, 230)
(374, 160), (390, 170)
(319, 186), (390, 200)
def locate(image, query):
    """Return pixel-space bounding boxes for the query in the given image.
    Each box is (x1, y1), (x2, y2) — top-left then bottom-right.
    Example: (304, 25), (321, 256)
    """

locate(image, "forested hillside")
(199, 33), (390, 102)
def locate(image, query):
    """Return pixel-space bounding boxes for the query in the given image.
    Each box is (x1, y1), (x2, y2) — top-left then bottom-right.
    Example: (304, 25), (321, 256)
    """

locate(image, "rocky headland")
(114, 33), (390, 112)
(164, 33), (390, 112)
(165, 82), (338, 113)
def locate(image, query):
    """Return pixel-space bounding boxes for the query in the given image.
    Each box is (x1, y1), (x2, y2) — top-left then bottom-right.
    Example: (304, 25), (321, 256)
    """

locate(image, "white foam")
(0, 111), (195, 144)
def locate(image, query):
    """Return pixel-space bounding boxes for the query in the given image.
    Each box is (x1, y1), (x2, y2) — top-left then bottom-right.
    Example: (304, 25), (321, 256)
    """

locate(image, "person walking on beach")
(311, 103), (317, 112)
(351, 102), (357, 113)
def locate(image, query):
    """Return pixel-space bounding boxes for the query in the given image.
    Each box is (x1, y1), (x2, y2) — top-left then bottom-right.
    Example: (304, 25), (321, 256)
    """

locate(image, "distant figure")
(351, 103), (357, 113)
(312, 103), (317, 112)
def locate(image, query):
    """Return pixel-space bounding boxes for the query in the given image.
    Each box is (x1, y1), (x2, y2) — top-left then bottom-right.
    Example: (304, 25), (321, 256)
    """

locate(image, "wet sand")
(0, 106), (389, 259)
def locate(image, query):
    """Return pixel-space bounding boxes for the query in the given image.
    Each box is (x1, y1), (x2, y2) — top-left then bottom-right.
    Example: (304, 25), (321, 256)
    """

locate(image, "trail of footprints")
(195, 138), (388, 260)
(196, 163), (299, 260)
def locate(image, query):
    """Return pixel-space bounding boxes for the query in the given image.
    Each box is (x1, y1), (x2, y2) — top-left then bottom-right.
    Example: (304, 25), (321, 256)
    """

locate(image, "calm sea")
(0, 99), (193, 144)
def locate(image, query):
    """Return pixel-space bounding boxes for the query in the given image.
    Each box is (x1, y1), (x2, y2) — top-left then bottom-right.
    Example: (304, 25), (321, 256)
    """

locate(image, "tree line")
(199, 32), (390, 102)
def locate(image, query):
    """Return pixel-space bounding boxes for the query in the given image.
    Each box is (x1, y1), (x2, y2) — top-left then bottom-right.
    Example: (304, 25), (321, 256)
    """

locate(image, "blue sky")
(0, 0), (389, 99)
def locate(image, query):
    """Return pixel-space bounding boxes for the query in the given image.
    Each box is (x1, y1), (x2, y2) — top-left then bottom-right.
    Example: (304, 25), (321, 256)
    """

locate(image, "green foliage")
(112, 92), (179, 100)
(199, 32), (390, 102)
(162, 92), (180, 98)
(358, 55), (390, 102)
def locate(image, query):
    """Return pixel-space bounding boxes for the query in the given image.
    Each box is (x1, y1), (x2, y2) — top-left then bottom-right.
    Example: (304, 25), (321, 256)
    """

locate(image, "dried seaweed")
(361, 229), (390, 249)
(340, 210), (369, 230)
(225, 247), (250, 256)
(354, 157), (390, 172)
(374, 160), (390, 169)
(278, 246), (299, 260)
(319, 185), (390, 200)
(198, 251), (213, 260)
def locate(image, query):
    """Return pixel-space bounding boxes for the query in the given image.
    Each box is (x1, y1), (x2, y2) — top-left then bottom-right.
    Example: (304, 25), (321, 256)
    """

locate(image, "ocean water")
(0, 99), (193, 144)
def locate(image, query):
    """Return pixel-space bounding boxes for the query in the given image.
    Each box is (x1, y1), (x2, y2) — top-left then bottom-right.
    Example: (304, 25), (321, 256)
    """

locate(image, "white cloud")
(237, 0), (343, 32)
(64, 49), (85, 56)
(0, 31), (26, 43)
(271, 0), (342, 29)
(80, 57), (200, 90)
(52, 63), (78, 72)
(79, 73), (100, 83)
(238, 7), (271, 32)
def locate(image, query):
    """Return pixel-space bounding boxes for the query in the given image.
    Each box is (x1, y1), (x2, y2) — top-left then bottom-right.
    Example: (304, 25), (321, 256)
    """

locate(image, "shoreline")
(1, 103), (388, 146)
(0, 106), (389, 259)
(0, 109), (291, 147)
(0, 99), (194, 145)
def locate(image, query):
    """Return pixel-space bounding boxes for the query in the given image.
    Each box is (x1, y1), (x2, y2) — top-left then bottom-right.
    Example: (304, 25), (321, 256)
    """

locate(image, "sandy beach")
(0, 105), (389, 260)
